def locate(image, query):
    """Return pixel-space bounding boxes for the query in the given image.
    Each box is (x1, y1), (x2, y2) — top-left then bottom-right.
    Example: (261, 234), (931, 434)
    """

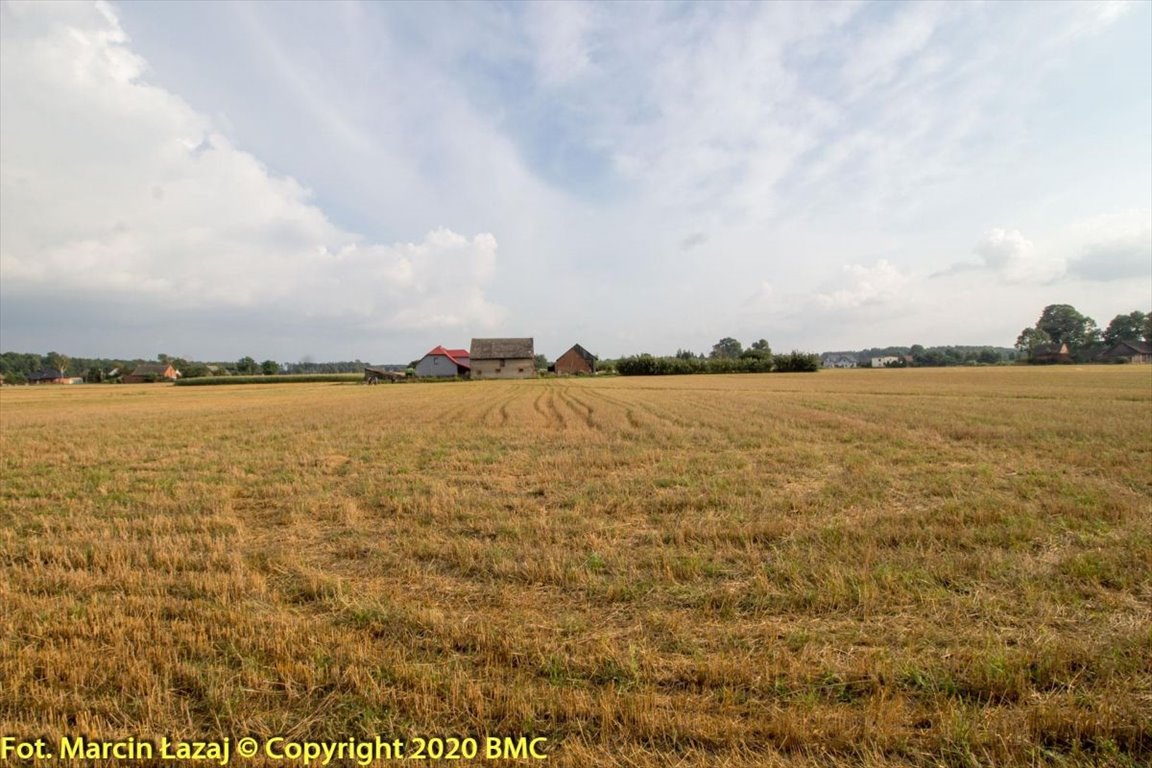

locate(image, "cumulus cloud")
(816, 260), (909, 309)
(0, 1), (503, 332)
(1065, 210), (1152, 282)
(938, 216), (1150, 287)
(934, 228), (1064, 284)
(973, 228), (1066, 284)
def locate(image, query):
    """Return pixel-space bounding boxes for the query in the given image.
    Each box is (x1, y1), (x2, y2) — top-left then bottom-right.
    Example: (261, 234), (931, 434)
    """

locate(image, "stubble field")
(1, 367), (1150, 767)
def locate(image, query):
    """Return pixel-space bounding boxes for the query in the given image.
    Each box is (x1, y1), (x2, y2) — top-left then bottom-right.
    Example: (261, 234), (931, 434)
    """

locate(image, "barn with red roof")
(414, 345), (471, 378)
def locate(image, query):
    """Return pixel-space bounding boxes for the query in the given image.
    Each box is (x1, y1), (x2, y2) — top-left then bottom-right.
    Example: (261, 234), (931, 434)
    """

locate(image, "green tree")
(977, 348), (1001, 365)
(710, 337), (743, 360)
(1036, 304), (1095, 347)
(237, 356), (257, 374)
(1103, 311), (1147, 345)
(743, 339), (772, 359)
(47, 352), (70, 376)
(1015, 327), (1051, 358)
(534, 354), (548, 370)
(181, 362), (210, 379)
(260, 360), (279, 375)
(1144, 313), (1152, 343)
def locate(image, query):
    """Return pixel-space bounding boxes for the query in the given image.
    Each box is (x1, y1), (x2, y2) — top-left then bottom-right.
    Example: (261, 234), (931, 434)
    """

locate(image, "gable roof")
(470, 337), (534, 360)
(130, 362), (175, 376)
(1104, 340), (1152, 356)
(423, 345), (471, 369)
(27, 369), (66, 381)
(561, 344), (596, 366)
(1033, 343), (1069, 356)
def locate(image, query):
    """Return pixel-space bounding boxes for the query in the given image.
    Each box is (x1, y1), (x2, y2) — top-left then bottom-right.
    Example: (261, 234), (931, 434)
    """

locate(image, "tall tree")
(237, 356), (257, 374)
(260, 360), (279, 376)
(710, 337), (743, 359)
(1015, 327), (1051, 357)
(1103, 311), (1148, 345)
(47, 352), (70, 375)
(1036, 304), (1095, 348)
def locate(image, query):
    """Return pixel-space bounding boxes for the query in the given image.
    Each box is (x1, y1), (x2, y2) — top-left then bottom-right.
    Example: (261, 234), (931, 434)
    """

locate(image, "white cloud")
(843, 2), (948, 97)
(973, 228), (1066, 285)
(0, 1), (504, 331)
(1065, 210), (1152, 282)
(816, 260), (910, 309)
(524, 1), (597, 87)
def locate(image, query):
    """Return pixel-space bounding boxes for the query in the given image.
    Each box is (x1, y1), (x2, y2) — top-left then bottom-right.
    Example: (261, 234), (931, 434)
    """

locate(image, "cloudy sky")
(1, 0), (1149, 362)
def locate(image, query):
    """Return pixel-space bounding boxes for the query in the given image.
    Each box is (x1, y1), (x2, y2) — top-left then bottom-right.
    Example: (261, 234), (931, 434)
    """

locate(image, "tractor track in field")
(556, 387), (597, 431)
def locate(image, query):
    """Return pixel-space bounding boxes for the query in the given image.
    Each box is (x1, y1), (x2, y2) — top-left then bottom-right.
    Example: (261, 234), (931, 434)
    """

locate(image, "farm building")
(469, 338), (536, 379)
(364, 366), (406, 383)
(554, 344), (596, 375)
(870, 356), (901, 368)
(26, 369), (74, 384)
(414, 346), (471, 378)
(1030, 343), (1071, 364)
(122, 362), (178, 383)
(1099, 340), (1152, 364)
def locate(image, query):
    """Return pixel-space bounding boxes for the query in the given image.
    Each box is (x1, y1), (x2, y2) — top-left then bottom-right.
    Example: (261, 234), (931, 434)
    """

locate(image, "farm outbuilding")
(469, 338), (536, 379)
(414, 346), (471, 378)
(122, 363), (178, 383)
(555, 344), (596, 375)
(1099, 340), (1152, 364)
(26, 369), (70, 384)
(364, 367), (406, 383)
(1030, 343), (1071, 364)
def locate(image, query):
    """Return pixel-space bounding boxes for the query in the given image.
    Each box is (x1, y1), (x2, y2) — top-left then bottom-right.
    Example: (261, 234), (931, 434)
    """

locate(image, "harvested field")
(1, 367), (1150, 766)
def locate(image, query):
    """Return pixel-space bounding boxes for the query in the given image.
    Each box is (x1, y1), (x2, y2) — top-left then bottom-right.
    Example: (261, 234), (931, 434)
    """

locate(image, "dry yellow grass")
(1, 367), (1150, 766)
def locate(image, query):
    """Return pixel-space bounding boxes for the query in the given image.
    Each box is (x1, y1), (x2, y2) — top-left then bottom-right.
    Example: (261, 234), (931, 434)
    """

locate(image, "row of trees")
(0, 352), (370, 384)
(612, 338), (819, 376)
(1016, 305), (1150, 362)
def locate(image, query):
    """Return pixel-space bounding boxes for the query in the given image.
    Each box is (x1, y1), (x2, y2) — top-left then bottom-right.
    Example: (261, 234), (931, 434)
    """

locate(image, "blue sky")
(1, 0), (1149, 362)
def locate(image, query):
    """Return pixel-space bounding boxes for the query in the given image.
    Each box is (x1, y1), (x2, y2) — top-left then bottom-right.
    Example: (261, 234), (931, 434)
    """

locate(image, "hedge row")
(616, 352), (820, 376)
(175, 374), (363, 386)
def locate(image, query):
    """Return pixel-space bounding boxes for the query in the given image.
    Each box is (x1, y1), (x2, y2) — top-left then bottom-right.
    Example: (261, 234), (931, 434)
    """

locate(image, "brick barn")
(554, 344), (596, 375)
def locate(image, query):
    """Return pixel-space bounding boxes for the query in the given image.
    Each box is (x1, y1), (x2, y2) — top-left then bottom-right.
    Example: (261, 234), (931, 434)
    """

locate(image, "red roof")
(425, 345), (471, 369)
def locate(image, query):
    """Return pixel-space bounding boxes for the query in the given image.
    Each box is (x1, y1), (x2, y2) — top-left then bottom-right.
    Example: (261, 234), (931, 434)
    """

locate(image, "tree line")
(1015, 305), (1150, 363)
(606, 338), (820, 376)
(0, 352), (371, 384)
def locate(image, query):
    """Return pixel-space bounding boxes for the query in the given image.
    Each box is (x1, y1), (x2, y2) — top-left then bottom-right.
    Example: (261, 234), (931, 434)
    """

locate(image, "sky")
(1, 0), (1149, 363)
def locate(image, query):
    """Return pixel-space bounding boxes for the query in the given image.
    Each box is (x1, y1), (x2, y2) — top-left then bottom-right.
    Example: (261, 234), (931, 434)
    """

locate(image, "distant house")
(469, 338), (536, 379)
(1030, 343), (1070, 364)
(122, 362), (178, 383)
(414, 346), (471, 378)
(871, 356), (901, 368)
(1100, 340), (1152, 364)
(821, 354), (858, 369)
(27, 369), (69, 384)
(554, 344), (596, 375)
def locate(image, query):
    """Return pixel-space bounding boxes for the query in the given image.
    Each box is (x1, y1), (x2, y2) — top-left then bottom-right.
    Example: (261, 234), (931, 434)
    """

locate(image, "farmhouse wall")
(415, 355), (460, 377)
(471, 358), (535, 379)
